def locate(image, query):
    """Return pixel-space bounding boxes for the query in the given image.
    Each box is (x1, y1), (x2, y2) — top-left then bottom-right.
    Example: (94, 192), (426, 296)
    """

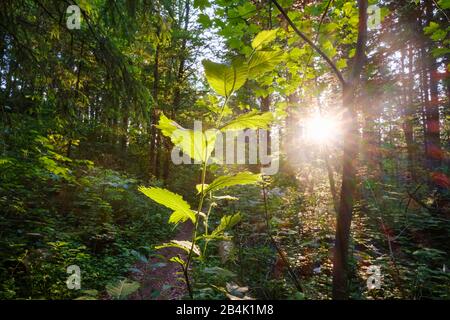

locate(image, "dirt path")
(130, 222), (193, 300)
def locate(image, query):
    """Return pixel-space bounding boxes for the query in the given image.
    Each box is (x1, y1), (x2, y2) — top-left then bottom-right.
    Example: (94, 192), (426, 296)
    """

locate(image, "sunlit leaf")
(221, 111), (273, 131)
(138, 187), (196, 224)
(248, 50), (283, 78)
(196, 183), (209, 194)
(202, 59), (248, 97)
(169, 256), (186, 266)
(205, 172), (262, 194)
(156, 240), (201, 256)
(157, 114), (217, 163)
(212, 213), (242, 236)
(251, 29), (278, 49)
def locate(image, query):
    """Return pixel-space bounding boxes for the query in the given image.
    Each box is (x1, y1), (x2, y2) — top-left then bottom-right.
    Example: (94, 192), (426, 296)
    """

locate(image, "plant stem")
(183, 96), (230, 299)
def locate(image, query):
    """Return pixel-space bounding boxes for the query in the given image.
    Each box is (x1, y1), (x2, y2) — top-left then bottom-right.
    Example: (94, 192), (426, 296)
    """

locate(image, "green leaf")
(205, 172), (262, 194)
(248, 50), (283, 78)
(157, 114), (217, 163)
(213, 195), (239, 201)
(220, 111), (273, 131)
(106, 279), (140, 300)
(439, 0), (450, 9)
(289, 47), (306, 60)
(156, 113), (180, 137)
(424, 22), (439, 35)
(203, 266), (236, 279)
(169, 256), (186, 266)
(349, 48), (356, 58)
(193, 0), (210, 10)
(138, 187), (196, 224)
(432, 47), (450, 58)
(196, 183), (209, 194)
(0, 158), (13, 166)
(202, 59), (248, 97)
(431, 29), (447, 41)
(212, 213), (242, 236)
(168, 128), (216, 164)
(251, 29), (278, 49)
(237, 2), (256, 19)
(156, 240), (201, 256)
(323, 22), (338, 33)
(322, 40), (337, 58)
(336, 58), (348, 69)
(198, 13), (212, 28)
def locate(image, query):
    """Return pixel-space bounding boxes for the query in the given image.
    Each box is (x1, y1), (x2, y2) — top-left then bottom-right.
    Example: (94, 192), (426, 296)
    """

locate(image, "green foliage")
(251, 29), (278, 49)
(0, 132), (173, 299)
(138, 187), (196, 224)
(220, 111), (274, 131)
(138, 29), (281, 298)
(156, 240), (201, 256)
(106, 279), (140, 300)
(204, 172), (262, 194)
(248, 51), (284, 79)
(157, 114), (217, 163)
(212, 214), (242, 236)
(2, 0), (449, 302)
(202, 59), (248, 97)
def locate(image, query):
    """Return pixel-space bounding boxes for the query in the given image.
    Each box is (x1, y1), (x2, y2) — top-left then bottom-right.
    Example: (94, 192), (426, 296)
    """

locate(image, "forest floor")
(131, 223), (193, 300)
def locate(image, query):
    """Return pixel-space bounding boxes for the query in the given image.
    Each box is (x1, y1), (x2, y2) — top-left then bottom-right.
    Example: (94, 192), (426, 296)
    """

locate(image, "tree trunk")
(424, 0), (442, 171)
(149, 43), (160, 179)
(332, 0), (367, 300)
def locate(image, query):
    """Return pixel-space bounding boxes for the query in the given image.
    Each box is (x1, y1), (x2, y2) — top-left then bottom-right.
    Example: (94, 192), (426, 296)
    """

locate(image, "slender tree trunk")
(155, 132), (161, 179)
(332, 84), (359, 299)
(121, 109), (129, 154)
(400, 47), (416, 182)
(424, 0), (442, 170)
(420, 46), (430, 160)
(332, 0), (367, 300)
(163, 0), (191, 182)
(404, 45), (417, 181)
(149, 42), (160, 178)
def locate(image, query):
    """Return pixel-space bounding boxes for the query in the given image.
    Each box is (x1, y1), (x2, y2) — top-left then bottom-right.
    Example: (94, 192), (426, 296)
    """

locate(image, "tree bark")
(424, 0), (442, 171)
(332, 0), (367, 300)
(149, 42), (160, 178)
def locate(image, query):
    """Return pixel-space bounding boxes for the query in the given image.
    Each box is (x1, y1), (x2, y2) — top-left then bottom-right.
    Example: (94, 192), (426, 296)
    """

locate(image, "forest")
(0, 0), (449, 301)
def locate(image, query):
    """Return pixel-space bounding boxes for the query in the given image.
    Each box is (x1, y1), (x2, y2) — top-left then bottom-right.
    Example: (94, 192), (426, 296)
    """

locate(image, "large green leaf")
(204, 172), (262, 194)
(248, 50), (283, 79)
(156, 113), (180, 137)
(106, 279), (140, 300)
(220, 111), (273, 131)
(156, 114), (217, 163)
(212, 213), (242, 236)
(138, 187), (196, 224)
(156, 240), (201, 256)
(202, 59), (248, 97)
(251, 29), (278, 49)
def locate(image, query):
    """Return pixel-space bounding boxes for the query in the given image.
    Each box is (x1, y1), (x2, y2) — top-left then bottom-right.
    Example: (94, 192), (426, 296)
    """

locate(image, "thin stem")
(183, 96), (230, 299)
(202, 200), (215, 257)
